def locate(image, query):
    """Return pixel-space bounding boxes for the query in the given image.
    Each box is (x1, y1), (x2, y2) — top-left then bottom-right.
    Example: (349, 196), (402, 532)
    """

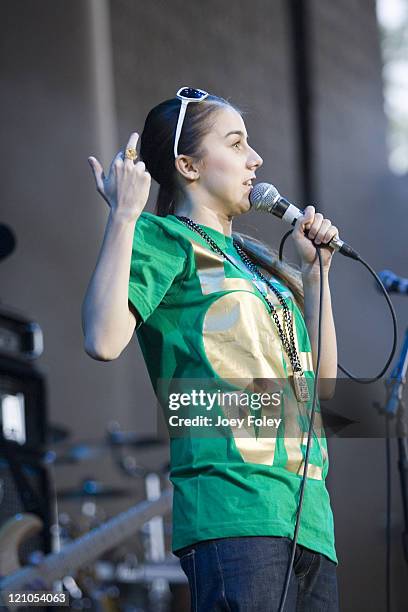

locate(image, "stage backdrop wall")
(0, 0), (407, 608)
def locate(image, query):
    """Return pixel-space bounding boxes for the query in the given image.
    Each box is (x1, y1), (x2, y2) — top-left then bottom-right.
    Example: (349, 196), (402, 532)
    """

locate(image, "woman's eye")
(233, 141), (241, 149)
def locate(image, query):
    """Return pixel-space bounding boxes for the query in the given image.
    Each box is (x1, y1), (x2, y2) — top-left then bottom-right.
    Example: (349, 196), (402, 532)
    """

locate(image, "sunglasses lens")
(179, 87), (207, 99)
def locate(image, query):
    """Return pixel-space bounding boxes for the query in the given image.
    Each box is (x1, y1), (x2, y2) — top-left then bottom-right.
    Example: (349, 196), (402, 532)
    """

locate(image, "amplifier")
(0, 357), (47, 451)
(0, 308), (43, 362)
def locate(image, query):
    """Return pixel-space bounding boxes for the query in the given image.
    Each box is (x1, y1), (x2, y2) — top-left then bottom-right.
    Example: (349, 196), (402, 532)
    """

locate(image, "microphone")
(378, 270), (408, 295)
(384, 328), (408, 416)
(249, 182), (359, 260)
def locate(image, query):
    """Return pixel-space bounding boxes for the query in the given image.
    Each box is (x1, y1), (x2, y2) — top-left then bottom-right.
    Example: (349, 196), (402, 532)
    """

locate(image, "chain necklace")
(175, 215), (310, 403)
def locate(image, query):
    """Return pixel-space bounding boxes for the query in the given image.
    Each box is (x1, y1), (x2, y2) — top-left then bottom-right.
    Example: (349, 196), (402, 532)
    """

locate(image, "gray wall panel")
(1, 0), (406, 606)
(310, 1), (407, 608)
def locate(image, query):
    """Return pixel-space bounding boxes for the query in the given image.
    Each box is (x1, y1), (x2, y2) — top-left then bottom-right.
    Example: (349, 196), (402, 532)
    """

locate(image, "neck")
(174, 202), (233, 237)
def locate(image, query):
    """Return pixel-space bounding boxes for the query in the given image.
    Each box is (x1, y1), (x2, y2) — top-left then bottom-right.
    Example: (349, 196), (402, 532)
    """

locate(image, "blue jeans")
(175, 536), (339, 612)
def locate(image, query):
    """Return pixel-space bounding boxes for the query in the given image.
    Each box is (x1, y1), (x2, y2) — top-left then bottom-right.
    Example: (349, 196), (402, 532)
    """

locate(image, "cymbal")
(48, 444), (106, 465)
(107, 431), (168, 448)
(50, 434), (167, 465)
(57, 479), (131, 500)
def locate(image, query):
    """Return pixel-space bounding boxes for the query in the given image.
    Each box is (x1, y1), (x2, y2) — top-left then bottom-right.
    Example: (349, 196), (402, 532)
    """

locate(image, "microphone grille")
(249, 182), (280, 211)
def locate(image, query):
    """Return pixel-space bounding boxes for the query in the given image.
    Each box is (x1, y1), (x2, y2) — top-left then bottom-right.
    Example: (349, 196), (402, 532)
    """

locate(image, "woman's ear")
(174, 155), (200, 182)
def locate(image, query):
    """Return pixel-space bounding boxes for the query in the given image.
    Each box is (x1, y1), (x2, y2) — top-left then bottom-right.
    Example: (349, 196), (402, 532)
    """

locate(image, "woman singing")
(82, 88), (339, 611)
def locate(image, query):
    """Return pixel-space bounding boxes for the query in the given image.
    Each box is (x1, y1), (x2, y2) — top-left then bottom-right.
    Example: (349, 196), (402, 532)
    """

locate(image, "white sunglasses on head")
(173, 87), (209, 158)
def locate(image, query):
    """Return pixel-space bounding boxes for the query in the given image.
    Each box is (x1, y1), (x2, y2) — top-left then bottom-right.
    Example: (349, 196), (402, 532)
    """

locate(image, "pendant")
(292, 371), (310, 403)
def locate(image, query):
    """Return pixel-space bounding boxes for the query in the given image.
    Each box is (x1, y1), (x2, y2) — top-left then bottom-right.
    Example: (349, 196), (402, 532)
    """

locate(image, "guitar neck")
(0, 489), (172, 596)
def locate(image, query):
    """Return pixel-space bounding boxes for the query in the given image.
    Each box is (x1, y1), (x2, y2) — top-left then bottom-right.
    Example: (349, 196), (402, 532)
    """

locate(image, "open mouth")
(243, 178), (254, 189)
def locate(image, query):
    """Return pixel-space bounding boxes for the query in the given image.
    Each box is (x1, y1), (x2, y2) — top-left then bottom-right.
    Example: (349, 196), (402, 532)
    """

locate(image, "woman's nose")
(248, 149), (263, 170)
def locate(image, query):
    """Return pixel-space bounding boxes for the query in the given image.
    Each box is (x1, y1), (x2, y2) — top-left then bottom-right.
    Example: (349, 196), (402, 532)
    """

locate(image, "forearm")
(81, 211), (139, 360)
(302, 270), (337, 393)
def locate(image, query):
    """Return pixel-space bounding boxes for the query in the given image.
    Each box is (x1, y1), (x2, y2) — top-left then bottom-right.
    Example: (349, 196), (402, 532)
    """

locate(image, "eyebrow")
(224, 130), (248, 139)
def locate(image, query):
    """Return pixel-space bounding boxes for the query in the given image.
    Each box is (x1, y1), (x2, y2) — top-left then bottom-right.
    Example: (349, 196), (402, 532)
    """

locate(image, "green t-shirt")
(128, 211), (337, 564)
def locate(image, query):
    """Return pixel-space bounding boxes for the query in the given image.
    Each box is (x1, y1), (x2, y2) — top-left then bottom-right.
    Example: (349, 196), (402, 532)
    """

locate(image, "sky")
(376, 0), (408, 174)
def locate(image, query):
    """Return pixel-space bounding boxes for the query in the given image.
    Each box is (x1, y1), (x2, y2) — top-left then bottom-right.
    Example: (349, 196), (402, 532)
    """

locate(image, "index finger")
(125, 132), (139, 153)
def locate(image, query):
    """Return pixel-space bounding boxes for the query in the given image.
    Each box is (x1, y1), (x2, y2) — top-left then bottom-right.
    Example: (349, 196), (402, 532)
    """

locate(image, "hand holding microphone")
(249, 182), (360, 261)
(290, 205), (340, 274)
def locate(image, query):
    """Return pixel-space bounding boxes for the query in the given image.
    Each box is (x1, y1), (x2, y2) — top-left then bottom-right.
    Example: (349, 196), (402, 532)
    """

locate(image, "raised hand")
(88, 132), (151, 223)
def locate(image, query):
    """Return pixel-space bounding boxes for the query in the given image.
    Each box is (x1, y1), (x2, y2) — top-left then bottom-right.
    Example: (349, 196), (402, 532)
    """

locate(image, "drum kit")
(0, 250), (190, 609)
(41, 420), (189, 612)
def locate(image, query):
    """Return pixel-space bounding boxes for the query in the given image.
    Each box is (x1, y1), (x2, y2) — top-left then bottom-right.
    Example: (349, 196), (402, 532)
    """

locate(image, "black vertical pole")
(287, 0), (317, 207)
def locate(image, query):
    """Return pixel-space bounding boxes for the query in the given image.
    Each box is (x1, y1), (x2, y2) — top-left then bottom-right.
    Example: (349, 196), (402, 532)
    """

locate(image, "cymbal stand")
(144, 473), (171, 612)
(381, 327), (408, 565)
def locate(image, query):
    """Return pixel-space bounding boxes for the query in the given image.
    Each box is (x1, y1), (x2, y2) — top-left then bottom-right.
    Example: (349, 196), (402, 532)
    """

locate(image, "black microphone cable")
(277, 229), (398, 612)
(278, 228), (398, 382)
(278, 244), (324, 612)
(385, 413), (392, 612)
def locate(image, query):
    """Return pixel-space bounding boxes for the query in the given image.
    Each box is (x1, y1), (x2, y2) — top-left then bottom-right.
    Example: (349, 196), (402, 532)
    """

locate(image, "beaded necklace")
(175, 215), (310, 403)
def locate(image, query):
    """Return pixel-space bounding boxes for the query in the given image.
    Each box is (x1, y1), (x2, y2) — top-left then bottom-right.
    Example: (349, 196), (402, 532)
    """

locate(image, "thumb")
(88, 156), (105, 192)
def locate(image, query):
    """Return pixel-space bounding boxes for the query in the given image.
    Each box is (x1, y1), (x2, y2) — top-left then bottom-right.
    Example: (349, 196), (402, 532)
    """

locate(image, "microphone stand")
(380, 327), (408, 564)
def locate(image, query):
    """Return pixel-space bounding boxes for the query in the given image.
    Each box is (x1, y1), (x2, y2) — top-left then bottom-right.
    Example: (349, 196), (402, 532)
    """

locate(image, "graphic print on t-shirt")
(187, 234), (325, 480)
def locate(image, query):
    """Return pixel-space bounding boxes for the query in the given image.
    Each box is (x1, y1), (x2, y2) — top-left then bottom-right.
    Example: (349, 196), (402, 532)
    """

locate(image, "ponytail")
(233, 232), (304, 312)
(156, 184), (175, 217)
